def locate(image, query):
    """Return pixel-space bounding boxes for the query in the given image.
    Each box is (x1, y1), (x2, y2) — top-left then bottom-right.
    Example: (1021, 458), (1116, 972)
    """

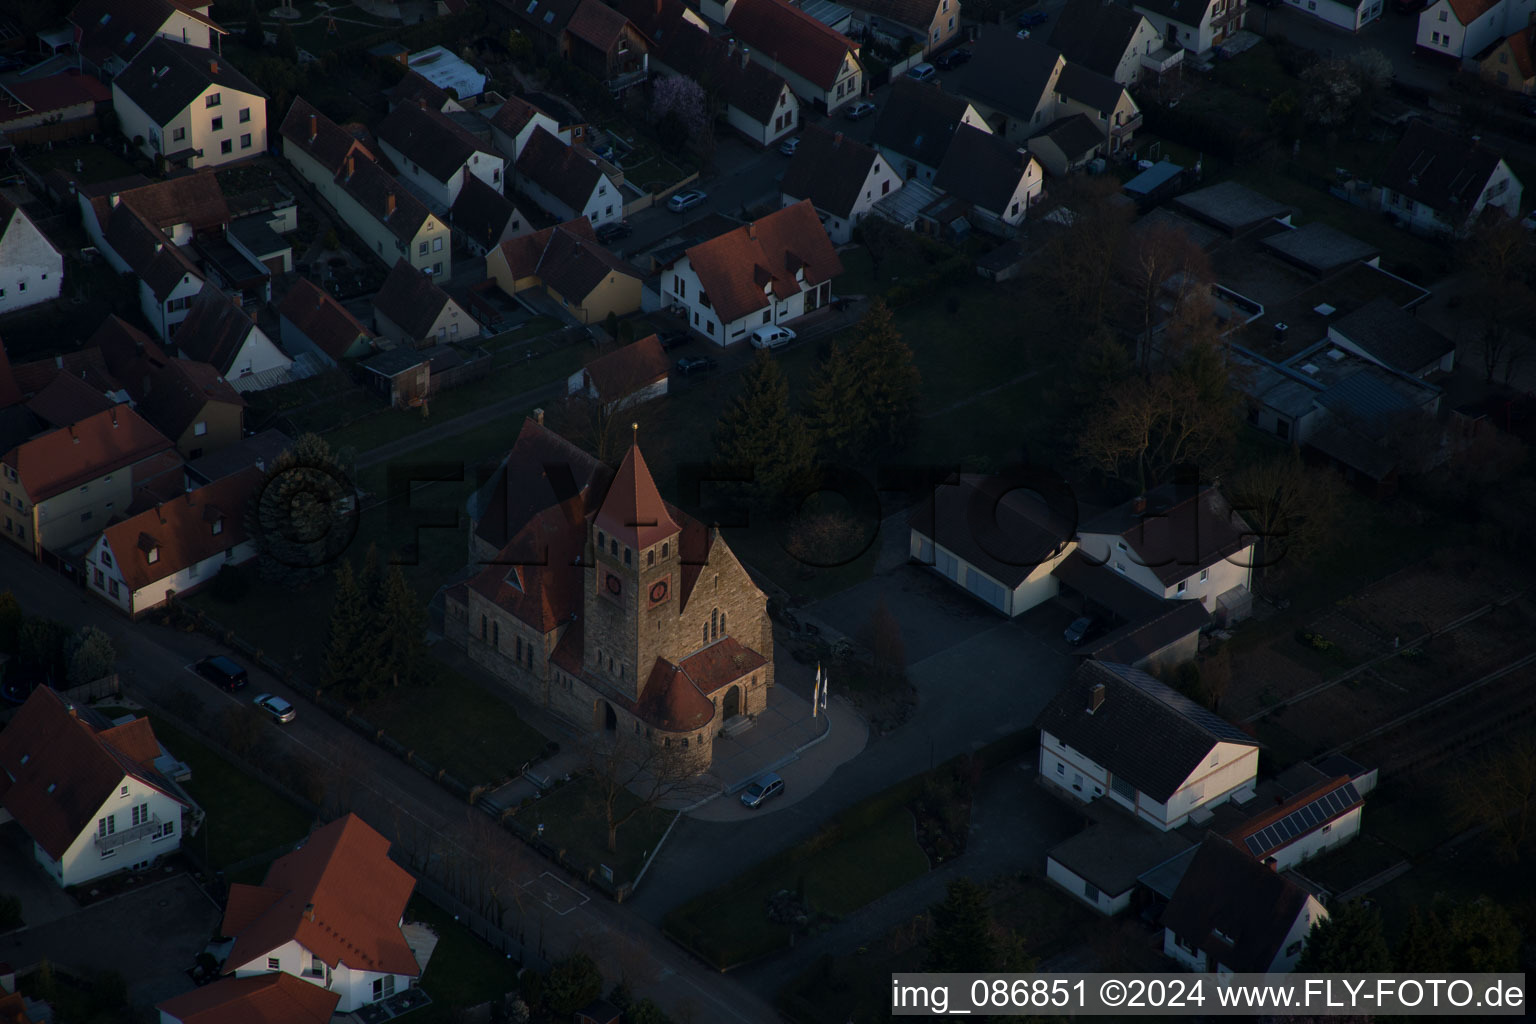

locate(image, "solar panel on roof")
(1343, 782), (1360, 804)
(1245, 835), (1265, 857)
(1110, 664), (1254, 743)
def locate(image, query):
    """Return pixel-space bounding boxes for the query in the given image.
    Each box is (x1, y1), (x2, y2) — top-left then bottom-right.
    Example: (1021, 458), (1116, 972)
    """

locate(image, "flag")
(811, 663), (821, 719)
(821, 672), (829, 710)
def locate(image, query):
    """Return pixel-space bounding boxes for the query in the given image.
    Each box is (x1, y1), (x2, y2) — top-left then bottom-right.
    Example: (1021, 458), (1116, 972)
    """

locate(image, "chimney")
(209, 58), (218, 75)
(385, 191), (396, 218)
(746, 222), (756, 240)
(110, 192), (121, 208)
(1087, 682), (1106, 714)
(1132, 494), (1147, 515)
(534, 407), (545, 425)
(309, 113), (317, 140)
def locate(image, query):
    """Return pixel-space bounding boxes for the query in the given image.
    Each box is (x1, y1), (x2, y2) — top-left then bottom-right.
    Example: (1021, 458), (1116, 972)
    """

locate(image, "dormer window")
(148, 547), (159, 564)
(212, 518), (224, 536)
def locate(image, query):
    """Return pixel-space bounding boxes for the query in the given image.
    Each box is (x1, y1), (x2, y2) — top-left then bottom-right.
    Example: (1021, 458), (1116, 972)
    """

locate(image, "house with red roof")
(277, 279), (375, 368)
(0, 687), (188, 887)
(172, 283), (293, 391)
(1416, 0), (1521, 58)
(514, 126), (625, 229)
(562, 0), (649, 89)
(0, 195), (63, 316)
(487, 93), (567, 163)
(68, 0), (225, 79)
(1472, 20), (1536, 91)
(157, 972), (339, 1024)
(659, 200), (841, 345)
(485, 217), (643, 325)
(722, 0), (864, 112)
(219, 814), (430, 1012)
(566, 334), (669, 410)
(450, 418), (773, 766)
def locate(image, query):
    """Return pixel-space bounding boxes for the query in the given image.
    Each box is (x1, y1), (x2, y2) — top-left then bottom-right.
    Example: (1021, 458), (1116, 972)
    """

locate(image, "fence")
(427, 346), (494, 395)
(57, 673), (121, 705)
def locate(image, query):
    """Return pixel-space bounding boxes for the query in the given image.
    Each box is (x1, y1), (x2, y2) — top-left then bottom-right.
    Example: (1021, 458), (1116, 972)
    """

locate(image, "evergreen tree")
(802, 341), (873, 464)
(275, 22), (299, 62)
(1394, 907), (1441, 973)
(542, 953), (603, 1016)
(926, 878), (1000, 973)
(323, 561), (367, 698)
(847, 299), (921, 453)
(713, 349), (814, 509)
(66, 626), (117, 687)
(248, 433), (357, 588)
(1296, 900), (1392, 972)
(380, 563), (426, 688)
(358, 543), (383, 617)
(1395, 899), (1522, 972)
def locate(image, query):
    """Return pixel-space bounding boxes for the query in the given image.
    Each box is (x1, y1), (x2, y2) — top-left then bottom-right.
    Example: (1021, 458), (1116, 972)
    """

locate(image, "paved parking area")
(0, 823), (79, 930)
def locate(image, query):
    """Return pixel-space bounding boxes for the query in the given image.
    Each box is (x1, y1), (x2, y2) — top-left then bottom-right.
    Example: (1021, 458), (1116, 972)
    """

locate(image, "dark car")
(595, 221), (631, 244)
(1063, 616), (1099, 647)
(675, 355), (717, 376)
(1017, 10), (1049, 27)
(195, 655), (249, 692)
(934, 47), (971, 70)
(658, 331), (689, 350)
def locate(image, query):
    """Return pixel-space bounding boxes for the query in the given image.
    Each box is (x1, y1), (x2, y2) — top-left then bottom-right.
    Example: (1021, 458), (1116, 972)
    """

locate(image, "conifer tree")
(713, 349), (813, 509)
(802, 341), (872, 463)
(380, 563), (426, 688)
(847, 299), (921, 452)
(323, 561), (366, 697)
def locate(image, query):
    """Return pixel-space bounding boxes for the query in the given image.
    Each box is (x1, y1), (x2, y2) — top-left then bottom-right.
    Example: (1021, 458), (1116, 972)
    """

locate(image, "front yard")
(404, 895), (523, 1022)
(512, 776), (677, 887)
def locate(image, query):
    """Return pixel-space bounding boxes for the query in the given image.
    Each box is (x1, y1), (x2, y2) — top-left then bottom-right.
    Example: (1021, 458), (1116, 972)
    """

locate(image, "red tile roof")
(8, 349), (120, 401)
(470, 501), (587, 632)
(278, 278), (373, 361)
(373, 260), (455, 343)
(2, 403), (173, 502)
(157, 972), (340, 1024)
(0, 990), (45, 1024)
(1229, 776), (1359, 859)
(637, 659), (716, 731)
(579, 335), (669, 403)
(726, 0), (860, 91)
(172, 284), (259, 376)
(101, 468), (262, 593)
(222, 814), (419, 977)
(83, 172), (230, 235)
(567, 0), (632, 52)
(0, 73), (112, 126)
(515, 126), (609, 217)
(595, 441), (680, 550)
(279, 97), (375, 176)
(489, 93), (556, 140)
(0, 687), (185, 860)
(1448, 0), (1498, 24)
(24, 372), (118, 429)
(678, 636), (766, 696)
(679, 200), (841, 324)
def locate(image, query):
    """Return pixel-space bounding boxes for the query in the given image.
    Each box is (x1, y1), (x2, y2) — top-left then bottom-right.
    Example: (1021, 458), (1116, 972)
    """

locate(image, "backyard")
(403, 895), (523, 1022)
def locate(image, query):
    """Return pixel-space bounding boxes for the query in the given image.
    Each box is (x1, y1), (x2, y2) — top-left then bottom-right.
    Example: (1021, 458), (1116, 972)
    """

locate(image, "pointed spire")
(594, 439), (680, 551)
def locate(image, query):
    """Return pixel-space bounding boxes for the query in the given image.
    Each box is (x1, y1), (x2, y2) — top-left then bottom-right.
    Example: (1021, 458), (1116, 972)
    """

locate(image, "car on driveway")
(254, 693), (297, 723)
(750, 325), (796, 349)
(667, 189), (708, 213)
(675, 355), (717, 375)
(1063, 616), (1100, 647)
(658, 331), (689, 350)
(779, 136), (801, 156)
(740, 773), (785, 808)
(843, 100), (877, 120)
(195, 655), (249, 692)
(1017, 10), (1049, 27)
(906, 63), (937, 82)
(935, 47), (971, 70)
(595, 221), (631, 244)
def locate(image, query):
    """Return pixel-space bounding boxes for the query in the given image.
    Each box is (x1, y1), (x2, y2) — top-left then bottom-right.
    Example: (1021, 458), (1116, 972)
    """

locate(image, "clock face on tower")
(605, 572), (623, 600)
(648, 576), (671, 608)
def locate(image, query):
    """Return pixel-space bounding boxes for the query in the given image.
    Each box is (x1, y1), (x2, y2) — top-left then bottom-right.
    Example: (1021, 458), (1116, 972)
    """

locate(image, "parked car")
(1063, 616), (1100, 647)
(843, 100), (877, 121)
(1017, 10), (1049, 27)
(906, 63), (937, 82)
(935, 48), (971, 70)
(195, 655), (249, 692)
(658, 331), (689, 350)
(667, 189), (708, 213)
(595, 221), (631, 244)
(740, 772), (785, 809)
(254, 693), (297, 724)
(675, 355), (717, 375)
(750, 325), (796, 349)
(779, 136), (801, 156)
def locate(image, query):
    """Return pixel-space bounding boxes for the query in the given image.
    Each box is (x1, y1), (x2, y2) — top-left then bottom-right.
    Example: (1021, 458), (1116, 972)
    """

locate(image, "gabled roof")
(595, 441), (680, 550)
(278, 278), (374, 362)
(452, 175), (522, 252)
(1133, 0), (1219, 25)
(1230, 776), (1362, 861)
(24, 372), (118, 429)
(566, 0), (633, 52)
(1035, 661), (1256, 803)
(101, 200), (205, 301)
(173, 284), (257, 375)
(1033, 112), (1104, 162)
(515, 126), (607, 216)
(907, 472), (1075, 588)
(279, 97), (375, 176)
(579, 335), (670, 403)
(0, 195), (59, 264)
(222, 814), (419, 977)
(384, 70), (457, 113)
(156, 972), (340, 1024)
(1447, 0), (1499, 25)
(1049, 0), (1150, 79)
(1381, 118), (1507, 216)
(1162, 837), (1316, 973)
(611, 0), (706, 45)
(726, 0), (860, 91)
(657, 27), (793, 123)
(489, 92), (558, 141)
(1, 403), (173, 502)
(101, 468), (261, 592)
(497, 218), (639, 300)
(933, 124), (1035, 216)
(0, 74), (112, 129)
(781, 124), (883, 220)
(0, 687), (186, 860)
(1328, 296), (1453, 375)
(114, 38), (263, 126)
(91, 313), (168, 378)
(185, 427), (292, 486)
(470, 414), (611, 553)
(958, 27), (1063, 123)
(335, 153), (435, 244)
(377, 100), (491, 185)
(841, 0), (943, 30)
(1055, 61), (1128, 117)
(69, 0), (225, 69)
(677, 635), (768, 696)
(1079, 483), (1254, 587)
(373, 260), (455, 341)
(8, 348), (120, 403)
(84, 172), (230, 236)
(678, 201), (841, 324)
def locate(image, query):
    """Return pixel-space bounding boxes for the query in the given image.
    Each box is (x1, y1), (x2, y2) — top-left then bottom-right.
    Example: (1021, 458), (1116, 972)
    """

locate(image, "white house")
(375, 101), (505, 213)
(158, 972), (340, 1024)
(1162, 837), (1329, 975)
(932, 124), (1044, 229)
(660, 200), (842, 345)
(1132, 0), (1249, 55)
(112, 39), (267, 171)
(372, 259), (481, 349)
(907, 473), (1076, 617)
(70, 0), (225, 79)
(1036, 661), (1260, 832)
(723, 0), (865, 112)
(86, 467), (263, 616)
(566, 334), (670, 411)
(1417, 0), (1533, 59)
(514, 127), (623, 228)
(843, 0), (962, 58)
(1379, 118), (1523, 236)
(0, 194), (63, 315)
(1049, 0), (1171, 87)
(220, 814), (429, 1012)
(488, 93), (567, 163)
(779, 126), (902, 244)
(1228, 776), (1365, 873)
(172, 284), (293, 390)
(871, 79), (992, 183)
(1281, 0), (1383, 31)
(0, 687), (188, 888)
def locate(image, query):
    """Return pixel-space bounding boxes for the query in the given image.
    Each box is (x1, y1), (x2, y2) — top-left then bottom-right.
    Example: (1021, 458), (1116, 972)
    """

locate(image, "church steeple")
(594, 436), (680, 551)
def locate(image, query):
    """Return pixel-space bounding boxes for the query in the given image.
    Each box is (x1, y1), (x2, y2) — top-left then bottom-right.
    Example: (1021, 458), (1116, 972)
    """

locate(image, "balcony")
(95, 817), (161, 851)
(1110, 112), (1143, 137)
(1141, 46), (1185, 76)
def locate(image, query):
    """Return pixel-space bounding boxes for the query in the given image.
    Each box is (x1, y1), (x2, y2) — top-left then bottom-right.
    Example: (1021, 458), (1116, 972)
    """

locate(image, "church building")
(445, 415), (774, 766)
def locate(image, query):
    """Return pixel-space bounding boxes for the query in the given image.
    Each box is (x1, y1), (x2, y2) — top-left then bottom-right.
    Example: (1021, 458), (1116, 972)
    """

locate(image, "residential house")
(0, 71), (113, 144)
(497, 0), (582, 53)
(91, 315), (245, 460)
(113, 39), (267, 170)
(779, 125), (901, 243)
(660, 200), (841, 345)
(278, 279), (376, 368)
(907, 472), (1076, 616)
(172, 284), (293, 391)
(373, 260), (481, 349)
(1132, 0), (1248, 55)
(932, 124), (1043, 229)
(562, 0), (649, 89)
(278, 99), (453, 281)
(514, 126), (624, 228)
(1026, 114), (1105, 176)
(21, 373), (118, 432)
(724, 0), (864, 112)
(360, 348), (431, 408)
(69, 0), (224, 79)
(1049, 0), (1172, 86)
(644, 24), (802, 146)
(375, 100), (506, 213)
(221, 814), (428, 1011)
(1228, 775), (1365, 872)
(1281, 0), (1383, 32)
(85, 467), (260, 615)
(227, 215), (293, 278)
(450, 175), (530, 258)
(1326, 296), (1455, 376)
(1379, 118), (1522, 235)
(1074, 484), (1255, 622)
(383, 70), (465, 114)
(0, 687), (188, 887)
(184, 427), (293, 488)
(404, 45), (486, 102)
(157, 973), (340, 1024)
(487, 93), (567, 162)
(1162, 837), (1328, 974)
(871, 79), (991, 183)
(1417, 0), (1532, 60)
(0, 194), (63, 314)
(567, 334), (669, 410)
(1036, 660), (1260, 832)
(1, 404), (175, 558)
(486, 218), (643, 324)
(1473, 23), (1536, 91)
(842, 0), (962, 58)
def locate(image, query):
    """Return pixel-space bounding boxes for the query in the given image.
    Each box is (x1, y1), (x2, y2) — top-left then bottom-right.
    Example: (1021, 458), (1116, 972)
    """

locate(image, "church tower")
(584, 436), (682, 702)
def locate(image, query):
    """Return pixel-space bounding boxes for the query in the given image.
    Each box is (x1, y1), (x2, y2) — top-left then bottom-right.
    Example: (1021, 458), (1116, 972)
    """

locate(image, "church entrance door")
(604, 701), (617, 731)
(722, 685), (741, 720)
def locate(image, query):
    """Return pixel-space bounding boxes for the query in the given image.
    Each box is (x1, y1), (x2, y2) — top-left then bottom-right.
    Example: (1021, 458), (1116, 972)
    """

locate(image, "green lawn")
(402, 895), (522, 1022)
(148, 717), (314, 869)
(602, 119), (696, 194)
(514, 777), (676, 886)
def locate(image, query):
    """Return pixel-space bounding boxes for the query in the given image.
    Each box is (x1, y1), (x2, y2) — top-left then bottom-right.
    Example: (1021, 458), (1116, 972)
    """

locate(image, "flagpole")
(811, 663), (821, 719)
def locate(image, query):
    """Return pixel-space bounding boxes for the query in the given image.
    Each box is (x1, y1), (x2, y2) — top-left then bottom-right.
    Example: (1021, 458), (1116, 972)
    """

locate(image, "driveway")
(1250, 5), (1448, 93)
(0, 823), (79, 930)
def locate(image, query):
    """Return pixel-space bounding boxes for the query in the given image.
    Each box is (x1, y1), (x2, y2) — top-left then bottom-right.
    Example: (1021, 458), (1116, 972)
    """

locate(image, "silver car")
(254, 693), (297, 724)
(740, 773), (785, 808)
(667, 189), (708, 213)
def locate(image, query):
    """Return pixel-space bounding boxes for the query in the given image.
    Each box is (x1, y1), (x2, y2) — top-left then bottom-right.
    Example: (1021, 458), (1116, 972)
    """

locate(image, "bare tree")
(1462, 217), (1536, 384)
(549, 340), (664, 464)
(1116, 221), (1212, 373)
(580, 730), (709, 854)
(1449, 733), (1536, 863)
(1226, 449), (1347, 582)
(1040, 175), (1134, 329)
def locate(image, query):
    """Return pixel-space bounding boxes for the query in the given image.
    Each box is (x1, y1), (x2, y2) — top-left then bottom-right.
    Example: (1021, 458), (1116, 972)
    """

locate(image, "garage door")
(936, 547), (959, 583)
(915, 535), (934, 565)
(966, 571), (1008, 613)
